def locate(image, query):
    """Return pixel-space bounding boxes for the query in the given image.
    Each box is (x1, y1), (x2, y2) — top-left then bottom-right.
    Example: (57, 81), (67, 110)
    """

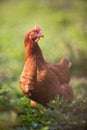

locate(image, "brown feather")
(19, 27), (73, 108)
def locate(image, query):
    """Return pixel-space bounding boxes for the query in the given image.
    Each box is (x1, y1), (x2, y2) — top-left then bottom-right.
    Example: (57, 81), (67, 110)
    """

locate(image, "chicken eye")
(31, 31), (38, 37)
(34, 31), (38, 36)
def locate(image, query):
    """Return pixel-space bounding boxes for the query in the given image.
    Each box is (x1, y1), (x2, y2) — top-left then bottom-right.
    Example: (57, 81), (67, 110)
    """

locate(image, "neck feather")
(24, 40), (45, 64)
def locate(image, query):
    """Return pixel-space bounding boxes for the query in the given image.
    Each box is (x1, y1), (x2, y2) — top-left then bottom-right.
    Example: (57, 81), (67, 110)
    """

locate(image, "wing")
(48, 63), (70, 84)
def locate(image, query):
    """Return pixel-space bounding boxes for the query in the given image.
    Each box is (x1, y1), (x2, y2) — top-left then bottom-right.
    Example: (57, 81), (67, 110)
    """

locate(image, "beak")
(40, 34), (44, 37)
(38, 32), (44, 37)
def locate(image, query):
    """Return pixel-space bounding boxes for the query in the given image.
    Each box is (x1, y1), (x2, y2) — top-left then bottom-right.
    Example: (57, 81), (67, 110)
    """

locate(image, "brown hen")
(19, 26), (73, 109)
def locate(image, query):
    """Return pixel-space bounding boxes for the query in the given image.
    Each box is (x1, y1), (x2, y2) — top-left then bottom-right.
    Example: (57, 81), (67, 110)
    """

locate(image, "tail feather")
(58, 57), (72, 68)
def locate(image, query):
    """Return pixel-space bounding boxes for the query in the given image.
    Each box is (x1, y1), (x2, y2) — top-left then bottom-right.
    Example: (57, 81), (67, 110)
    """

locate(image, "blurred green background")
(0, 0), (87, 129)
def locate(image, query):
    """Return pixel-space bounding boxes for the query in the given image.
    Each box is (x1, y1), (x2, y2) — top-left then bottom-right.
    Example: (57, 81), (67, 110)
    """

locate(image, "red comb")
(34, 26), (41, 32)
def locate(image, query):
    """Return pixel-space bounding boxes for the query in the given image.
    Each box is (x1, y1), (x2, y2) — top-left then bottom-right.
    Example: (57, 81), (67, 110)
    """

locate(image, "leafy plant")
(15, 96), (87, 130)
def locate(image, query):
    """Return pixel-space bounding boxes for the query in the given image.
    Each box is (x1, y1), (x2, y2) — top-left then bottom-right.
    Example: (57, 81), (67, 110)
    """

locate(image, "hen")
(19, 26), (73, 109)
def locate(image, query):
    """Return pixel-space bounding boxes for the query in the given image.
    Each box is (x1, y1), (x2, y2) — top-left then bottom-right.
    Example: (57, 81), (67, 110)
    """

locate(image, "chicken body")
(19, 26), (73, 108)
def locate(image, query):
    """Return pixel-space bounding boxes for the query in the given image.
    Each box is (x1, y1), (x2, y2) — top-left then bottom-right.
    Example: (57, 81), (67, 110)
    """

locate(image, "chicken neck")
(25, 40), (45, 66)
